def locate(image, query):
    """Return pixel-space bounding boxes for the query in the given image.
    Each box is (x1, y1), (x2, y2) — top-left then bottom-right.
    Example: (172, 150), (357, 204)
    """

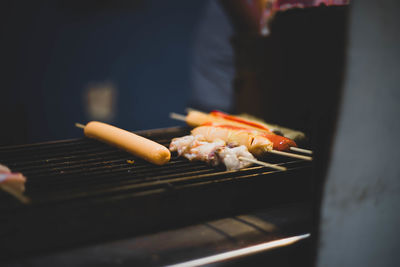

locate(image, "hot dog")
(83, 121), (171, 165)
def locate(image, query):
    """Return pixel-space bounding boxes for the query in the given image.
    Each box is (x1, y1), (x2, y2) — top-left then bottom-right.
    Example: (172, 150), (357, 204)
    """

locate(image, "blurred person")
(189, 0), (235, 112)
(190, 0), (348, 132)
(189, 0), (267, 113)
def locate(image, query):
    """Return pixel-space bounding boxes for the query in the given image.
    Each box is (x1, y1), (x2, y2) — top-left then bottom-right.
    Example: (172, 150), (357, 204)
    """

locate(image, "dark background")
(0, 0), (206, 145)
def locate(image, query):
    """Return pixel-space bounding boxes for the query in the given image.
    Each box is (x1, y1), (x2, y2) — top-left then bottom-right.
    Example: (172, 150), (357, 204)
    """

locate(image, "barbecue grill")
(0, 127), (313, 261)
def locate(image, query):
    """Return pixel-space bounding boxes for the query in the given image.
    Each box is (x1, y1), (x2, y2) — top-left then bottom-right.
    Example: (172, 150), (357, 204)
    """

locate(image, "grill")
(0, 127), (312, 260)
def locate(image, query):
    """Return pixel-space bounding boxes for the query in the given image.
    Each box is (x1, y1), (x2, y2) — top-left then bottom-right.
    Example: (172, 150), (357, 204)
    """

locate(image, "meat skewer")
(185, 108), (307, 144)
(170, 110), (313, 155)
(169, 135), (286, 171)
(192, 124), (312, 161)
(191, 124), (273, 157)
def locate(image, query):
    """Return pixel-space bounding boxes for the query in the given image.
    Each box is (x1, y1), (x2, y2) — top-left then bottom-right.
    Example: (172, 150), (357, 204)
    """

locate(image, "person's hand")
(219, 0), (266, 34)
(0, 163), (11, 173)
(0, 163), (29, 203)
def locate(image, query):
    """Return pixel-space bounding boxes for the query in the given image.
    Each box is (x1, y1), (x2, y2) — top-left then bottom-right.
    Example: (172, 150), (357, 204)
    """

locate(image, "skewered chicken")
(170, 135), (255, 171)
(191, 124), (273, 157)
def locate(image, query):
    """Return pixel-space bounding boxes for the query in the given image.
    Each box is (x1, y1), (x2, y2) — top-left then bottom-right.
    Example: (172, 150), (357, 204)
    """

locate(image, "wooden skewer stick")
(170, 112), (187, 122)
(75, 123), (86, 129)
(239, 157), (287, 171)
(290, 147), (313, 155)
(269, 150), (312, 161)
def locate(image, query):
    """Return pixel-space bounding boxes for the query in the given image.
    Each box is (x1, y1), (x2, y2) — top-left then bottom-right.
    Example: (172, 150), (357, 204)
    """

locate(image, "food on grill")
(78, 121), (171, 165)
(208, 110), (307, 142)
(259, 131), (297, 151)
(0, 164), (29, 203)
(217, 146), (258, 171)
(169, 135), (255, 171)
(209, 110), (271, 131)
(171, 110), (306, 152)
(184, 110), (256, 129)
(191, 124), (312, 161)
(173, 109), (306, 141)
(191, 124), (273, 157)
(169, 135), (203, 157)
(196, 122), (297, 152)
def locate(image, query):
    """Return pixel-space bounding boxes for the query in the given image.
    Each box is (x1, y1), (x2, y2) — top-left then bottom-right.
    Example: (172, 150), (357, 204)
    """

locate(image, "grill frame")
(0, 127), (313, 260)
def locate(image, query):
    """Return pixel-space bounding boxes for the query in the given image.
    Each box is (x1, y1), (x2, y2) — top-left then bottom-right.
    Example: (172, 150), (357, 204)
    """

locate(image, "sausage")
(210, 111), (305, 144)
(191, 124), (273, 157)
(209, 110), (271, 131)
(186, 110), (270, 132)
(259, 132), (297, 151)
(84, 121), (171, 165)
(185, 110), (213, 127)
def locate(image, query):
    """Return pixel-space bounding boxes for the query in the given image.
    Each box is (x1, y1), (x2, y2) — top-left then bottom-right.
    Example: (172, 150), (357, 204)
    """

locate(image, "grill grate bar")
(1, 140), (170, 170)
(18, 157), (203, 180)
(0, 142), (169, 163)
(0, 137), (172, 161)
(19, 155), (297, 187)
(7, 153), (133, 173)
(30, 164), (308, 205)
(5, 150), (291, 177)
(24, 161), (211, 190)
(24, 160), (302, 202)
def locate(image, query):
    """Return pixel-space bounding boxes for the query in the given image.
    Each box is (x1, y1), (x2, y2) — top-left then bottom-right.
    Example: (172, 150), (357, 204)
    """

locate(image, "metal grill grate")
(0, 127), (313, 260)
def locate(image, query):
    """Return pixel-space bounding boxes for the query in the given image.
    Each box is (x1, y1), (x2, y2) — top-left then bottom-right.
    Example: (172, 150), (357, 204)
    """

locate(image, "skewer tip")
(290, 147), (313, 155)
(270, 150), (313, 161)
(239, 157), (287, 171)
(75, 123), (86, 129)
(169, 112), (187, 122)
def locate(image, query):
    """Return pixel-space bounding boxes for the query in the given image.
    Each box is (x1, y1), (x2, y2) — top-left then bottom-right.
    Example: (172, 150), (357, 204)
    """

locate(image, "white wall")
(317, 1), (400, 266)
